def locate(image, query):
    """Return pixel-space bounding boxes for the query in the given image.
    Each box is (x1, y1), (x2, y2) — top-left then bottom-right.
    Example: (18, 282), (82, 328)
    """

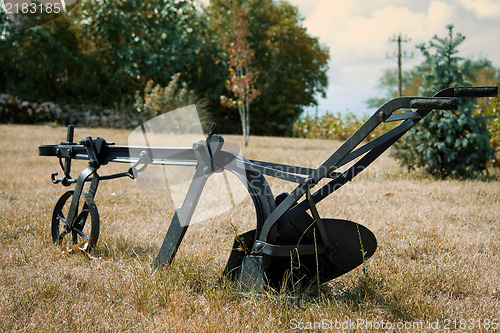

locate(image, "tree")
(207, 0), (329, 136)
(391, 24), (495, 179)
(0, 9), (14, 92)
(0, 13), (83, 103)
(77, 0), (220, 106)
(220, 9), (260, 146)
(0, 0), (223, 109)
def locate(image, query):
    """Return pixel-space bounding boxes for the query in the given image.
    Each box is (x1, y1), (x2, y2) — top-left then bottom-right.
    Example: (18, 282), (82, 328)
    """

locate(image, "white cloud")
(458, 0), (500, 19)
(298, 0), (458, 63)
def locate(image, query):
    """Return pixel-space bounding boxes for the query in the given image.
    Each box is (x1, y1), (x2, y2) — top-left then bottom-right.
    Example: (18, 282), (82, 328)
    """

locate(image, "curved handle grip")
(453, 86), (498, 98)
(410, 97), (458, 110)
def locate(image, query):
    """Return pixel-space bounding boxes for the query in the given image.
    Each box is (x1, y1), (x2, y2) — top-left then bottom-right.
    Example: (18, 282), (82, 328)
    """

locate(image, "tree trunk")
(245, 102), (250, 146)
(238, 105), (248, 147)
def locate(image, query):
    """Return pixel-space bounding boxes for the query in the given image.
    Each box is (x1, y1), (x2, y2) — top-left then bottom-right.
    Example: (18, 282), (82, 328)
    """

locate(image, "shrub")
(293, 111), (393, 142)
(134, 73), (211, 129)
(391, 105), (495, 178)
(482, 97), (500, 161)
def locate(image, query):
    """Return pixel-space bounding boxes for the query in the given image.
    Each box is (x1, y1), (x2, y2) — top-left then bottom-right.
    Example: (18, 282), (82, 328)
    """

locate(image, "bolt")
(203, 166), (211, 174)
(328, 246), (337, 256)
(254, 241), (264, 252)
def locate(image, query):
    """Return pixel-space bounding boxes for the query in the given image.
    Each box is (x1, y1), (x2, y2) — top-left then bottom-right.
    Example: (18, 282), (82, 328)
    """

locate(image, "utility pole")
(388, 34), (412, 97)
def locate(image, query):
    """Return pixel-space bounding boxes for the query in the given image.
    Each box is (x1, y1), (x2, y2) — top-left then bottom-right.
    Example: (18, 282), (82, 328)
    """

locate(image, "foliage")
(76, 0), (219, 106)
(134, 73), (210, 128)
(207, 0), (329, 136)
(0, 9), (13, 92)
(220, 9), (260, 146)
(482, 98), (500, 162)
(0, 0), (222, 109)
(391, 25), (495, 179)
(0, 13), (84, 103)
(293, 111), (393, 142)
(469, 64), (500, 158)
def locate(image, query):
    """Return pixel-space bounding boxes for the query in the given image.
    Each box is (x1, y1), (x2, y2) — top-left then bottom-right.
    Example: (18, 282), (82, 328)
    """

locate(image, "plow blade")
(224, 216), (377, 290)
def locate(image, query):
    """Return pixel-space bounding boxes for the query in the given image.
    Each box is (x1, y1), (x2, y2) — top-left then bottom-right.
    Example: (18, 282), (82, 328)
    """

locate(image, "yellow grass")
(0, 124), (498, 332)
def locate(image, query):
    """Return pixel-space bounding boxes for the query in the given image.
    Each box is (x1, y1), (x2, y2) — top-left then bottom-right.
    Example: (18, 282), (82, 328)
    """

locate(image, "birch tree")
(221, 9), (260, 146)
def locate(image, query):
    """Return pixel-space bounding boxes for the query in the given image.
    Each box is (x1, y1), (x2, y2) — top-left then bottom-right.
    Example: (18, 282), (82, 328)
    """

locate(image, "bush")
(134, 73), (211, 130)
(293, 111), (393, 142)
(483, 97), (500, 158)
(391, 105), (495, 178)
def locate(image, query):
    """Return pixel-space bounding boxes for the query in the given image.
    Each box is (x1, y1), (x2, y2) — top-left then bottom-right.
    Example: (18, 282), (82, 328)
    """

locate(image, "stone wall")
(0, 94), (144, 128)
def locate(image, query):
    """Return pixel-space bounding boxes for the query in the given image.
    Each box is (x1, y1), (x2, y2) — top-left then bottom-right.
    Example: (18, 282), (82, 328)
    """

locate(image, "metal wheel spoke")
(73, 228), (90, 241)
(55, 208), (67, 223)
(74, 209), (89, 229)
(52, 189), (99, 249)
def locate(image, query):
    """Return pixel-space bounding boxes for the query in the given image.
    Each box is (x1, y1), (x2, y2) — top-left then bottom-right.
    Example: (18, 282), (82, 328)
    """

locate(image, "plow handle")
(453, 86), (498, 98)
(410, 98), (458, 110)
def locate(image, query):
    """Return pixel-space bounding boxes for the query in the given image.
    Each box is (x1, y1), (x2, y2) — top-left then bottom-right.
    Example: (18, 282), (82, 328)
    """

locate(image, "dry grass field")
(0, 124), (499, 332)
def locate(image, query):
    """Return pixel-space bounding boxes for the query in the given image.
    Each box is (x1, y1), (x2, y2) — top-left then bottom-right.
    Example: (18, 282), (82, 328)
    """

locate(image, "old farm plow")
(39, 86), (497, 290)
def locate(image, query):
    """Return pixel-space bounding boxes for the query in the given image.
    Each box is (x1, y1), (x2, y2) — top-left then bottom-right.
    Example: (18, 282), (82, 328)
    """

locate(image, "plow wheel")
(51, 190), (100, 250)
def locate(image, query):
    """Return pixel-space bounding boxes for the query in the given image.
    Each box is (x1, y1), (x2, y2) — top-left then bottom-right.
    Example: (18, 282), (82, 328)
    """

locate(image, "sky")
(206, 0), (500, 117)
